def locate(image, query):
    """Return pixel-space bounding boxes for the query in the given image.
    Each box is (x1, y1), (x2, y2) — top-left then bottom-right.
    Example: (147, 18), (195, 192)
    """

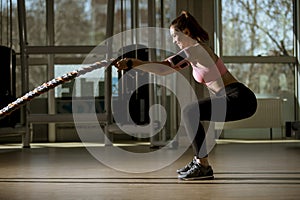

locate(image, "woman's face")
(170, 26), (197, 49)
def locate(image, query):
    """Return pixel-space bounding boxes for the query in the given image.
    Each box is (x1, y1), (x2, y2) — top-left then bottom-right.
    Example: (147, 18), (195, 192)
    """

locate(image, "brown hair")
(170, 11), (209, 44)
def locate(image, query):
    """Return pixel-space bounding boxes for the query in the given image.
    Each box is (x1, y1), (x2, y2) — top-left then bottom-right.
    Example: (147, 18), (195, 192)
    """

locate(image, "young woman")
(115, 11), (257, 180)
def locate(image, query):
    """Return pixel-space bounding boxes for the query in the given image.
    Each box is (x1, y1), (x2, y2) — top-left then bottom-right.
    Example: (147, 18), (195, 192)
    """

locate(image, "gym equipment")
(0, 46), (18, 126)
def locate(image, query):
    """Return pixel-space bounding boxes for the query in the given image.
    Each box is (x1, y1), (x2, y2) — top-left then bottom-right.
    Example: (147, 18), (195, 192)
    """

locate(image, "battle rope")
(0, 59), (117, 118)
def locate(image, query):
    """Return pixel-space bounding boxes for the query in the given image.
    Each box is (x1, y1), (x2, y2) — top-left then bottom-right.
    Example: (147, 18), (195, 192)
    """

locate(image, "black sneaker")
(176, 158), (197, 174)
(178, 163), (214, 180)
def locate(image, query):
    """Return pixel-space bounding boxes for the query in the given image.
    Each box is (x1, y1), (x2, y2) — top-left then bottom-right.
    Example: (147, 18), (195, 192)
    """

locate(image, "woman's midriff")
(207, 71), (238, 94)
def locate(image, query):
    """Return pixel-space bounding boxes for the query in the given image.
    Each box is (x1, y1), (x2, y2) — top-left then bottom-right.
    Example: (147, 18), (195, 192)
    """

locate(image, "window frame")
(215, 0), (298, 120)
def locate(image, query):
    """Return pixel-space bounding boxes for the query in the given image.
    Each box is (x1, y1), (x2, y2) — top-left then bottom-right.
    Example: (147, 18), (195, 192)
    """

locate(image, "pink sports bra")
(192, 58), (228, 86)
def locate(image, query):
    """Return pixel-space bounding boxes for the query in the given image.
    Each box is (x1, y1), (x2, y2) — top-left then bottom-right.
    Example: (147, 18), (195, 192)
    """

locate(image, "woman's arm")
(115, 58), (184, 76)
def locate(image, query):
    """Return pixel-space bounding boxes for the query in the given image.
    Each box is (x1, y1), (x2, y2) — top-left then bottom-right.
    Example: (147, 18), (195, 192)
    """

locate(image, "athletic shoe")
(178, 163), (214, 180)
(176, 158), (197, 174)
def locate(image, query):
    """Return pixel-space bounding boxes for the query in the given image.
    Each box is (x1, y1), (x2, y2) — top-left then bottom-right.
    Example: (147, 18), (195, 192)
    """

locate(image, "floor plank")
(0, 140), (300, 200)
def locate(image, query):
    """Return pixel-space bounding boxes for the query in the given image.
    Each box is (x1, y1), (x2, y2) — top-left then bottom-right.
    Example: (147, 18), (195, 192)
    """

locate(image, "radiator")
(215, 97), (283, 130)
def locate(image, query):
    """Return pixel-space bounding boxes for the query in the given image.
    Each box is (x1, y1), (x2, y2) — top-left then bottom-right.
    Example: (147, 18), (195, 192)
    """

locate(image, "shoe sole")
(179, 175), (214, 181)
(177, 171), (187, 175)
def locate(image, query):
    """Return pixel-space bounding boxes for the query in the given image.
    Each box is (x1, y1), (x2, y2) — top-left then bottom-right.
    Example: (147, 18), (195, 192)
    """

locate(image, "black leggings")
(182, 82), (257, 158)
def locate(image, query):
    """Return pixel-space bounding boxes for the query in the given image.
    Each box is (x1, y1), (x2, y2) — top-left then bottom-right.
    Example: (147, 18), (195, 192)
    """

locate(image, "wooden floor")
(0, 140), (300, 200)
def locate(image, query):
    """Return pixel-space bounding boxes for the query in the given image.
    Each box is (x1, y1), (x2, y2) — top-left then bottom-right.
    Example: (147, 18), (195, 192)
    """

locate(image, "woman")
(115, 11), (257, 180)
